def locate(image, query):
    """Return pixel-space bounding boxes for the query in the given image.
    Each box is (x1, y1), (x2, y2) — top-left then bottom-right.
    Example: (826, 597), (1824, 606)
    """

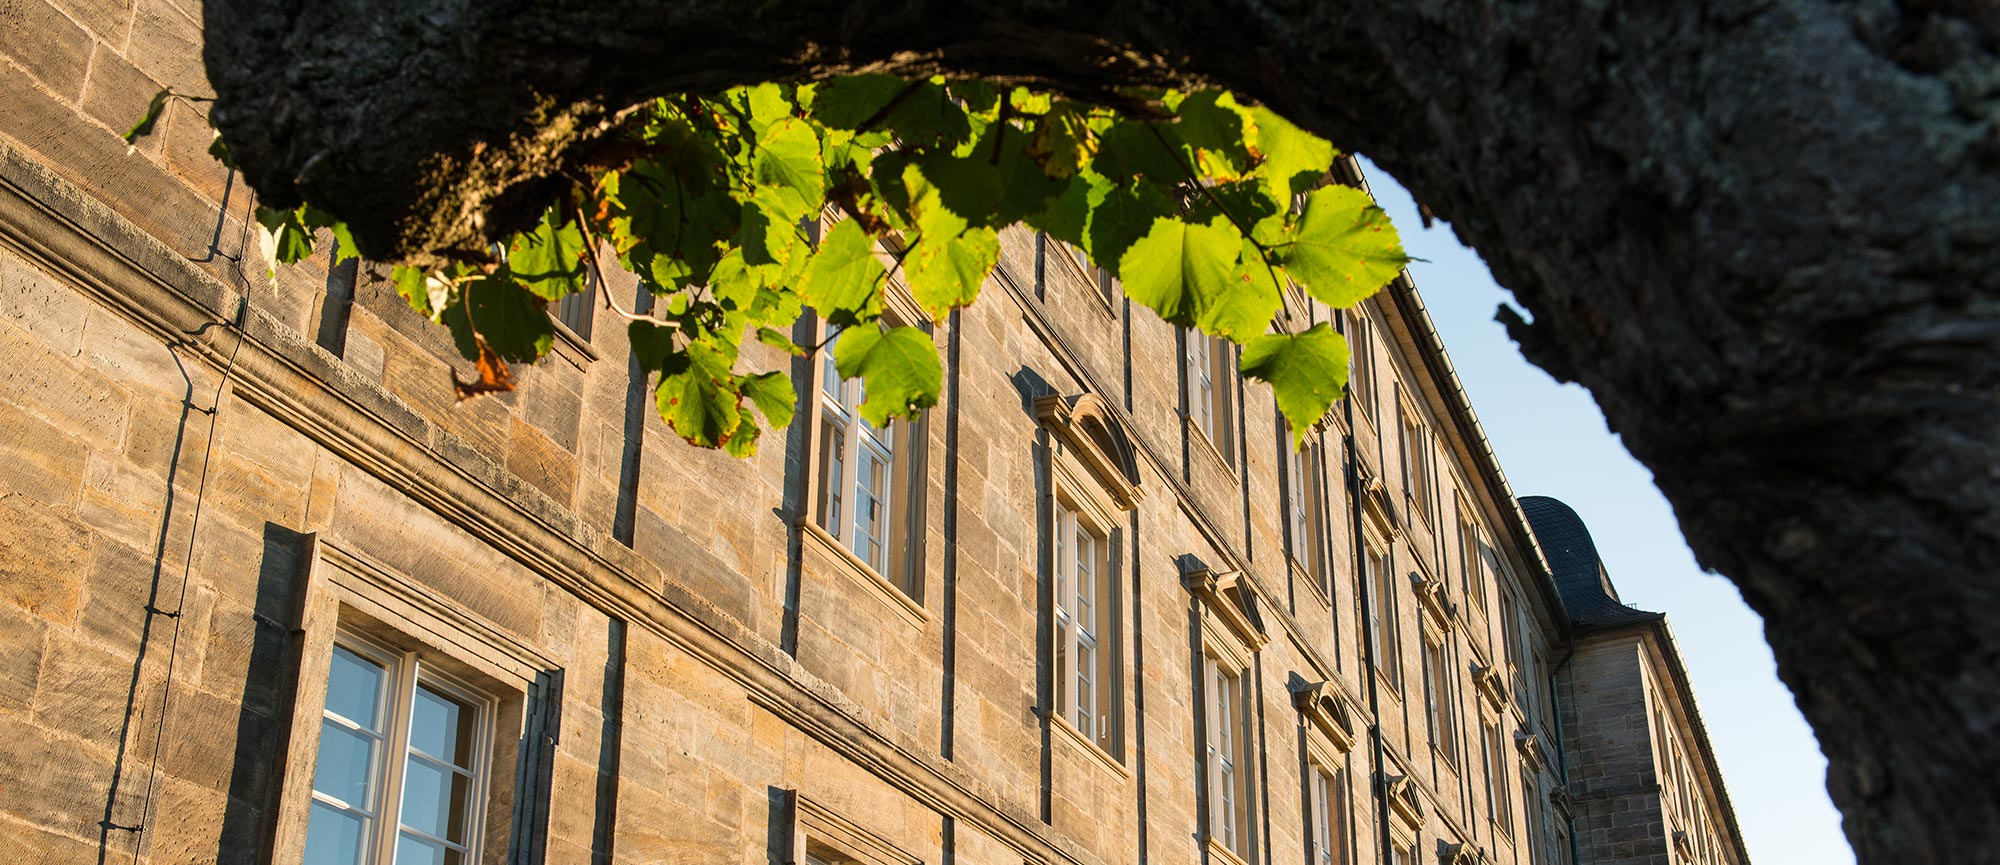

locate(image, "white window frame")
(1304, 752), (1346, 865)
(817, 325), (900, 576)
(1053, 500), (1116, 753)
(1344, 309), (1377, 420)
(1423, 635), (1458, 760)
(1204, 648), (1254, 862)
(306, 629), (497, 865)
(1362, 539), (1400, 688)
(1287, 432), (1327, 599)
(1185, 328), (1235, 464)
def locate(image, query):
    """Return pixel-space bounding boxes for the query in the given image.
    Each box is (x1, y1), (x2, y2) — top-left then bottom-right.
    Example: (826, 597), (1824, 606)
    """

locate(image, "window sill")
(1048, 713), (1130, 780)
(549, 316), (599, 370)
(1293, 560), (1331, 609)
(1206, 835), (1253, 865)
(799, 518), (929, 629)
(1182, 414), (1237, 480)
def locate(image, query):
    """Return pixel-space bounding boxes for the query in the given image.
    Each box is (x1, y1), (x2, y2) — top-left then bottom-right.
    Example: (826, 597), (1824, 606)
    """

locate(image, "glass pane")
(394, 831), (463, 865)
(409, 685), (474, 768)
(820, 418), (846, 537)
(303, 800), (369, 865)
(325, 646), (385, 729)
(400, 755), (472, 842)
(312, 719), (377, 809)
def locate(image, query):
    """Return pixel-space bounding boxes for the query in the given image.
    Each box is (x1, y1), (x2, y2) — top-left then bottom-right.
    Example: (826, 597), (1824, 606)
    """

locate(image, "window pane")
(303, 800), (369, 865)
(819, 417), (846, 538)
(400, 754), (473, 842)
(325, 646), (385, 728)
(312, 720), (378, 809)
(395, 831), (464, 865)
(409, 685), (475, 768)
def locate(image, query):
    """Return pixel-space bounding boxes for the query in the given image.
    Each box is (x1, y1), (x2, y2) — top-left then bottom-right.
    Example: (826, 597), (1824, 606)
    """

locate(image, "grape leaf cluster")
(180, 78), (1409, 453)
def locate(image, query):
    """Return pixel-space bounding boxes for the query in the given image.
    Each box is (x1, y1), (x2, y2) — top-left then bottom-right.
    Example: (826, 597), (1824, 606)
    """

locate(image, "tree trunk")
(203, 1), (2000, 861)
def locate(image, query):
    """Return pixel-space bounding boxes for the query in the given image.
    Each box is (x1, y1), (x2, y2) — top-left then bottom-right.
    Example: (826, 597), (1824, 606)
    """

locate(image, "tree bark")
(203, 1), (2000, 861)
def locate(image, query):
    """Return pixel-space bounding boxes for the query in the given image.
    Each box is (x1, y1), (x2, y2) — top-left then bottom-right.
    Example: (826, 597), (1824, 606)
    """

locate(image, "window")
(553, 271), (597, 339)
(1287, 433), (1327, 596)
(305, 634), (493, 865)
(1456, 508), (1487, 612)
(1500, 590), (1527, 710)
(1362, 543), (1400, 687)
(1054, 502), (1117, 752)
(1389, 840), (1410, 865)
(1065, 242), (1118, 309)
(1306, 760), (1346, 865)
(1343, 309), (1377, 419)
(1522, 771), (1544, 862)
(1204, 652), (1254, 860)
(1484, 720), (1512, 835)
(1185, 328), (1235, 461)
(1422, 637), (1458, 759)
(1399, 401), (1435, 526)
(812, 323), (925, 595)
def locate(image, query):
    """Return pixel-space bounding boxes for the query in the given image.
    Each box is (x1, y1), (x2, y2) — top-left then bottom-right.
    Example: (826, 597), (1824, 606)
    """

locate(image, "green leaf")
(254, 206), (315, 266)
(123, 89), (171, 147)
(810, 75), (911, 129)
(393, 265), (434, 318)
(1201, 236), (1284, 340)
(740, 370), (797, 428)
(744, 83), (794, 133)
(508, 206), (590, 301)
(832, 325), (942, 426)
(441, 276), (556, 363)
(1084, 176), (1175, 278)
(1117, 217), (1243, 328)
(656, 344), (742, 447)
(1277, 184), (1409, 308)
(1171, 91), (1258, 181)
(906, 227), (998, 320)
(1239, 323), (1350, 447)
(753, 117), (824, 222)
(757, 326), (805, 355)
(1246, 106), (1334, 199)
(798, 220), (886, 326)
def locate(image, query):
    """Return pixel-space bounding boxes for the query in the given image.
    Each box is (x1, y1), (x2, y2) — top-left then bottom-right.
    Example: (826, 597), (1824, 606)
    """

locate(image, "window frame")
(1051, 495), (1121, 760)
(1422, 634), (1458, 762)
(1286, 429), (1329, 601)
(1203, 646), (1256, 863)
(1361, 538), (1401, 689)
(1343, 308), (1378, 420)
(277, 540), (562, 865)
(1184, 327), (1236, 467)
(800, 306), (932, 617)
(307, 629), (498, 865)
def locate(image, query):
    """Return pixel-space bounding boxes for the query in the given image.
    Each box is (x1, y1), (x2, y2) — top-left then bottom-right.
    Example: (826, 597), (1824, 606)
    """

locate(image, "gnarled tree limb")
(203, 2), (2000, 861)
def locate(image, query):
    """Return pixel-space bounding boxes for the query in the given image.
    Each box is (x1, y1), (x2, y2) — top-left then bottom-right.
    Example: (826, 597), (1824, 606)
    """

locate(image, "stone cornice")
(1182, 563), (1270, 652)
(1290, 679), (1358, 754)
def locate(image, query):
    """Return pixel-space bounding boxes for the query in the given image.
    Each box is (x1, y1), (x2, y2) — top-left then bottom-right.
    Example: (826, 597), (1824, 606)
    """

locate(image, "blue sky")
(1357, 158), (1855, 863)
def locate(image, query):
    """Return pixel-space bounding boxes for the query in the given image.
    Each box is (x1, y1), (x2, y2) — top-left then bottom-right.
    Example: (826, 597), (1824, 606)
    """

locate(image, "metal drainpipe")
(1341, 380), (1391, 865)
(1552, 640), (1579, 865)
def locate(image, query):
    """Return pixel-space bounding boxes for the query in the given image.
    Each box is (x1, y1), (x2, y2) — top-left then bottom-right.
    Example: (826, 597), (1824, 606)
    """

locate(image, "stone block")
(507, 415), (577, 506)
(0, 602), (46, 719)
(0, 713), (133, 838)
(79, 41), (159, 134)
(0, 314), (131, 450)
(0, 492), (90, 624)
(123, 0), (201, 93)
(0, 249), (89, 357)
(0, 0), (93, 100)
(80, 450), (167, 550)
(0, 401), (88, 507)
(32, 629), (159, 751)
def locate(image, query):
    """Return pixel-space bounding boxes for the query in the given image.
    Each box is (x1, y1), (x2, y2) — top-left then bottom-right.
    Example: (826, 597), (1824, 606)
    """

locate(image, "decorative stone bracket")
(1549, 784), (1573, 821)
(1183, 562), (1269, 651)
(1436, 840), (1486, 865)
(1410, 571), (1455, 633)
(1291, 679), (1359, 754)
(1514, 729), (1547, 775)
(1380, 772), (1426, 828)
(1470, 662), (1509, 711)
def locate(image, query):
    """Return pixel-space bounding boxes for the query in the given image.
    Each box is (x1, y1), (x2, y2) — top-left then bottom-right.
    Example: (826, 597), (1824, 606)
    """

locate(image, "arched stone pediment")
(1035, 393), (1143, 511)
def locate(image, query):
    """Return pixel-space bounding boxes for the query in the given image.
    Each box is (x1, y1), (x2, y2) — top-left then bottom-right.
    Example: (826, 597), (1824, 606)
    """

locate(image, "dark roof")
(1518, 495), (1662, 629)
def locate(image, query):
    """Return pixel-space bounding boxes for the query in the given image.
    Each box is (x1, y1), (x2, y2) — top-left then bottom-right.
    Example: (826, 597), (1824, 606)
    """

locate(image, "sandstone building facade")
(0, 6), (1749, 865)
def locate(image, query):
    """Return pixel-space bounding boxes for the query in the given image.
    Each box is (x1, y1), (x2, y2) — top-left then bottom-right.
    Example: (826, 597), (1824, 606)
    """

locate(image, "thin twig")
(571, 200), (681, 330)
(1144, 122), (1297, 324)
(856, 79), (925, 133)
